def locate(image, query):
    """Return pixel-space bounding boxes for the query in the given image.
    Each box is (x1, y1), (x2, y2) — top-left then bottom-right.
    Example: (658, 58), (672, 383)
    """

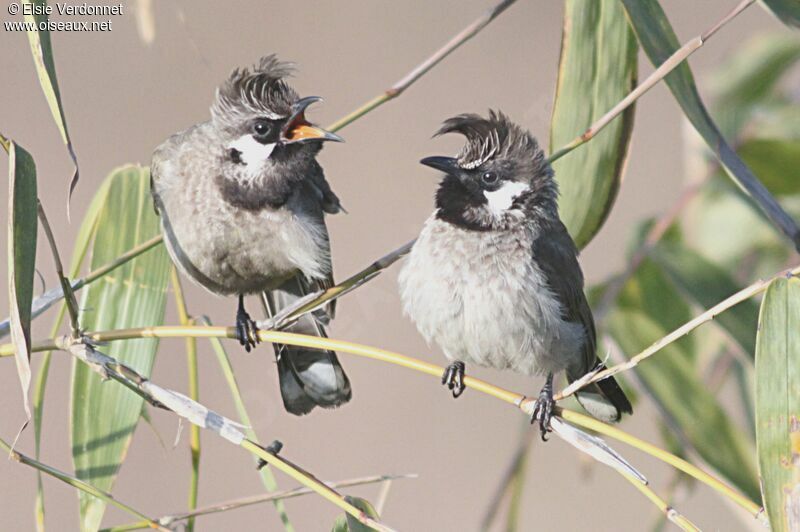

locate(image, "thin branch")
(242, 440), (394, 532)
(36, 201), (80, 336)
(546, 0), (754, 164)
(170, 269), (200, 531)
(618, 472), (700, 532)
(165, 473), (413, 527)
(0, 436), (167, 532)
(49, 335), (396, 532)
(257, 240), (415, 331)
(325, 0), (517, 132)
(558, 409), (764, 524)
(0, 234), (163, 339)
(1, 327), (762, 520)
(195, 315), (294, 529)
(559, 264), (800, 400)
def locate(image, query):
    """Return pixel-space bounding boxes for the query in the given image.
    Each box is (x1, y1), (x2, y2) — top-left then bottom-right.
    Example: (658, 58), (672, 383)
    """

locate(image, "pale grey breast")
(399, 215), (585, 376)
(151, 123), (330, 296)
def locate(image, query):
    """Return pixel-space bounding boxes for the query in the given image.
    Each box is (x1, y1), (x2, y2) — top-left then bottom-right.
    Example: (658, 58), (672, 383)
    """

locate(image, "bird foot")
(531, 380), (555, 441)
(256, 440), (283, 470)
(236, 307), (260, 352)
(442, 361), (466, 398)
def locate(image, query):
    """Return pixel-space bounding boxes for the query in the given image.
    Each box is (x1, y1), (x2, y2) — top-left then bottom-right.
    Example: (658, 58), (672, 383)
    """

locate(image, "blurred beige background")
(0, 1), (792, 530)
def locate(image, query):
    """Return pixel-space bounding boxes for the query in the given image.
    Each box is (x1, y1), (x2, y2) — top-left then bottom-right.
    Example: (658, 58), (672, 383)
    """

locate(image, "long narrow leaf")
(621, 0), (800, 251)
(609, 261), (760, 500)
(7, 140), (38, 419)
(34, 174), (111, 531)
(21, 0), (79, 201)
(755, 277), (800, 531)
(550, 0), (637, 248)
(71, 166), (170, 531)
(652, 241), (759, 357)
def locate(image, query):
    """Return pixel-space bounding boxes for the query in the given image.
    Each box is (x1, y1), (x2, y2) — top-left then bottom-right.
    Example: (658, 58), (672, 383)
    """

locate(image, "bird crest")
(435, 111), (549, 176)
(212, 54), (298, 125)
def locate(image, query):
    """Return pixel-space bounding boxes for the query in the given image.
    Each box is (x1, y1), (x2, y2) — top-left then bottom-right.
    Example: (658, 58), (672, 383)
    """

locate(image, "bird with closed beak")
(399, 111), (632, 438)
(150, 55), (351, 416)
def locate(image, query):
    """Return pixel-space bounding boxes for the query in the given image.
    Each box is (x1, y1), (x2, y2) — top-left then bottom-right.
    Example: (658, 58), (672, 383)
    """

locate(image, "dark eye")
(481, 171), (498, 185)
(253, 120), (272, 137)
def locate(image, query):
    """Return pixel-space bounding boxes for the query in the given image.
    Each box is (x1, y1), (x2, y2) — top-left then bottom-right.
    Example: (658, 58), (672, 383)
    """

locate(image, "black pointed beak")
(420, 156), (460, 175)
(281, 96), (344, 144)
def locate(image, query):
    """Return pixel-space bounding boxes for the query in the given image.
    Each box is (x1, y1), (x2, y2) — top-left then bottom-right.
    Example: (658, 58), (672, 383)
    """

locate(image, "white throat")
(483, 181), (529, 215)
(229, 135), (276, 175)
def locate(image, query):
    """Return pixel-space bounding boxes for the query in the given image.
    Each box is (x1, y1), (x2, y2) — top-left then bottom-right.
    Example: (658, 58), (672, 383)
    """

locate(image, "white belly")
(398, 216), (584, 376)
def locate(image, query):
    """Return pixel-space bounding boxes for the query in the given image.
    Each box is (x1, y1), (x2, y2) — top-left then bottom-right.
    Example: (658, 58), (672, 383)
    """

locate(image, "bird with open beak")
(399, 111), (632, 438)
(150, 55), (351, 416)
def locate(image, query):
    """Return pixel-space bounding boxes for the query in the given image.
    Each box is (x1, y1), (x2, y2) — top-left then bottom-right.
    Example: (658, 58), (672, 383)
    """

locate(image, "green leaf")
(738, 139), (800, 197)
(760, 0), (800, 28)
(21, 0), (79, 199)
(608, 309), (760, 501)
(331, 496), (379, 532)
(7, 140), (38, 419)
(621, 0), (800, 251)
(652, 241), (759, 358)
(550, 0), (637, 249)
(608, 259), (760, 499)
(755, 277), (800, 531)
(33, 174), (107, 532)
(71, 165), (170, 531)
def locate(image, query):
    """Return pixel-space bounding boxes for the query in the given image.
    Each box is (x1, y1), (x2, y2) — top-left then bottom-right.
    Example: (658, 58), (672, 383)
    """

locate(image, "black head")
(422, 111), (556, 231)
(211, 55), (342, 172)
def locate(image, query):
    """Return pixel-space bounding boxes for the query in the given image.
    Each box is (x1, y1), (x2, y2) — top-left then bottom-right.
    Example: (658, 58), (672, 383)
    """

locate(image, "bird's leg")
(441, 360), (466, 398)
(235, 294), (260, 352)
(531, 372), (555, 441)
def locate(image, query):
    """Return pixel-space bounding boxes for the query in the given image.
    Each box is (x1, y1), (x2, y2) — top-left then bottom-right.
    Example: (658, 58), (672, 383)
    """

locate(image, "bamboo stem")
(169, 269), (200, 532)
(619, 472), (700, 532)
(0, 437), (167, 531)
(559, 409), (763, 519)
(1, 325), (762, 518)
(36, 201), (80, 335)
(325, 0), (517, 133)
(108, 473), (415, 531)
(546, 0), (754, 164)
(242, 440), (395, 532)
(559, 264), (800, 399)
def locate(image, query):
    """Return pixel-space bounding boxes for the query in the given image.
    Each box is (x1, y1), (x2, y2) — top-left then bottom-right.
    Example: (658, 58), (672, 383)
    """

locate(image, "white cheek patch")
(483, 181), (529, 215)
(229, 135), (276, 167)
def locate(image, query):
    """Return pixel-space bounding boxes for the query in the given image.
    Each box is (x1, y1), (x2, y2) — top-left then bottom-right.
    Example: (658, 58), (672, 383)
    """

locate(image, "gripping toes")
(235, 310), (260, 352)
(441, 361), (466, 398)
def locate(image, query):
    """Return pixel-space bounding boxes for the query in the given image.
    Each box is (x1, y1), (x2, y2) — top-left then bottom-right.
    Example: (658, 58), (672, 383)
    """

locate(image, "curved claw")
(441, 361), (466, 398)
(530, 373), (555, 441)
(531, 396), (554, 441)
(235, 299), (260, 352)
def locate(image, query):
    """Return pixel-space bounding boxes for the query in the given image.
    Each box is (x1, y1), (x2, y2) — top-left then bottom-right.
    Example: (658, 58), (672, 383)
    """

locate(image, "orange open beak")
(281, 96), (343, 144)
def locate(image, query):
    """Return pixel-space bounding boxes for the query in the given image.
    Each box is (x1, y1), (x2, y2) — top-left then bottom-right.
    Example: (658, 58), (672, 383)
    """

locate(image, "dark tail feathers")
(567, 359), (632, 423)
(262, 277), (351, 416)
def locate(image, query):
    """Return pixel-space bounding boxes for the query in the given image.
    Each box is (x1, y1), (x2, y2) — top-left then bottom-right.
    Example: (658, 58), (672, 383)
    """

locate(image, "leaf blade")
(550, 0), (638, 249)
(7, 140), (38, 419)
(70, 165), (170, 531)
(621, 0), (800, 251)
(21, 0), (79, 200)
(755, 277), (800, 531)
